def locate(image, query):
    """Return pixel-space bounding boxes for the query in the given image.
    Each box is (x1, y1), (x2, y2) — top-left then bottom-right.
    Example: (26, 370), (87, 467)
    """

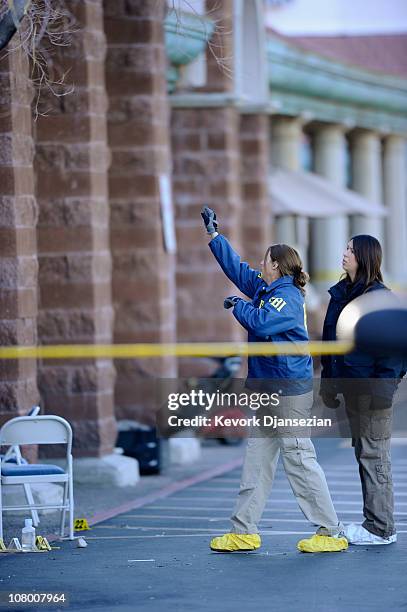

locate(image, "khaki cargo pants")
(230, 391), (343, 536)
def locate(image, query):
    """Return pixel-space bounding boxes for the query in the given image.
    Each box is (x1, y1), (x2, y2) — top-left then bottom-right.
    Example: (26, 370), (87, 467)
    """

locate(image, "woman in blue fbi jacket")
(320, 234), (404, 546)
(201, 206), (348, 554)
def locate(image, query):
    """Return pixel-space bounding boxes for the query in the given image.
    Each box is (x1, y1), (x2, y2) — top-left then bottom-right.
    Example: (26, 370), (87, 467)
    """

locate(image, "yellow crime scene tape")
(0, 341), (353, 360)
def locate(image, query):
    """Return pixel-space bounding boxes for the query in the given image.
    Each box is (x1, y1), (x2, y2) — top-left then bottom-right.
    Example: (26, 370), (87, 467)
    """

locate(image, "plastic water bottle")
(21, 518), (36, 551)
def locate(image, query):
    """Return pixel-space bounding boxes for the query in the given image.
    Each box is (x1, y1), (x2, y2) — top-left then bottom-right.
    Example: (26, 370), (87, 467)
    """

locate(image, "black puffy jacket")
(321, 278), (403, 401)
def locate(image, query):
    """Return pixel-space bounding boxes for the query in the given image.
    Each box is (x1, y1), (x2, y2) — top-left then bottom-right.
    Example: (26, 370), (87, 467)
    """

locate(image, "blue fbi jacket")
(209, 235), (313, 394)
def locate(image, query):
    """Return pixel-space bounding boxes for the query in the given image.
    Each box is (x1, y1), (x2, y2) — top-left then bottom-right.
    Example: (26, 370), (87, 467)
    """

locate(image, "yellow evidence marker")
(74, 518), (91, 531)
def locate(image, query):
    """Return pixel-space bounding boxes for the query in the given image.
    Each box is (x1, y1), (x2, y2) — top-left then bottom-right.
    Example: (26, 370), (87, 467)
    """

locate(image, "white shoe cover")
(344, 523), (397, 545)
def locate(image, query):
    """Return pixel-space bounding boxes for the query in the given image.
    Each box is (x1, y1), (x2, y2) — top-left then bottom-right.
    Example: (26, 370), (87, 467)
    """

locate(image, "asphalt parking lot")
(1, 438), (407, 612)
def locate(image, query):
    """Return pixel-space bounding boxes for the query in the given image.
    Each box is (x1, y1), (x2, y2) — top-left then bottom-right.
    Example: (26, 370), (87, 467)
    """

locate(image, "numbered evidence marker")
(36, 536), (52, 551)
(8, 538), (22, 551)
(74, 518), (91, 531)
(0, 537), (49, 554)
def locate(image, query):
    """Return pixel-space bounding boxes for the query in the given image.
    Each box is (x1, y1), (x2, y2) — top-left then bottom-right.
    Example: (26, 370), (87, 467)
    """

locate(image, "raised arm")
(201, 206), (262, 299)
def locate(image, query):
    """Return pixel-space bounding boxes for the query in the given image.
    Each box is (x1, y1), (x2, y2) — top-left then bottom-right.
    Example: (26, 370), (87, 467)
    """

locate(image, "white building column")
(383, 135), (407, 288)
(271, 116), (307, 264)
(349, 129), (383, 241)
(310, 124), (349, 291)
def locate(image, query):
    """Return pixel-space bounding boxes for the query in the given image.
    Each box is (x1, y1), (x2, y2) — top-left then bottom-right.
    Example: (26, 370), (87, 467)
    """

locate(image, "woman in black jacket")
(320, 234), (403, 545)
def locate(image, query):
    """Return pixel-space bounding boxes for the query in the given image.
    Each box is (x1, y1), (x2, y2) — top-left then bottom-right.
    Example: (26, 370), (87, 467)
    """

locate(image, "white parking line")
(90, 527), (323, 535)
(119, 514), (308, 522)
(86, 532), (308, 540)
(136, 505), (317, 512)
(339, 440), (407, 450)
(189, 480), (407, 489)
(135, 504), (407, 516)
(87, 529), (407, 539)
(216, 466), (407, 474)
(339, 439), (407, 448)
(118, 514), (407, 528)
(237, 477), (407, 482)
(137, 504), (407, 516)
(183, 488), (407, 497)
(213, 472), (407, 482)
(183, 485), (407, 494)
(150, 495), (407, 507)
(206, 482), (368, 488)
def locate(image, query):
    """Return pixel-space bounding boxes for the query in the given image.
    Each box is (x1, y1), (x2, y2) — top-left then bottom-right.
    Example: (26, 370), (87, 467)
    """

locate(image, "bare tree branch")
(1, 0), (78, 118)
(167, 0), (234, 82)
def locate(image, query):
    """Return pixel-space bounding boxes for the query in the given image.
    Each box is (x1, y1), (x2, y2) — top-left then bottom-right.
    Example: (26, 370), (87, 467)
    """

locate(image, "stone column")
(383, 135), (407, 287)
(271, 116), (306, 261)
(239, 114), (270, 266)
(0, 48), (38, 432)
(171, 1), (243, 376)
(310, 125), (349, 291)
(104, 0), (177, 419)
(349, 129), (383, 241)
(171, 105), (243, 377)
(205, 0), (234, 92)
(34, 1), (121, 477)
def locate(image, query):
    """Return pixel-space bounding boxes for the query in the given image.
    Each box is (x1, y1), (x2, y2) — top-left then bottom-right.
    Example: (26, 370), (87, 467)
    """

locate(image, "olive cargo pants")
(344, 394), (395, 538)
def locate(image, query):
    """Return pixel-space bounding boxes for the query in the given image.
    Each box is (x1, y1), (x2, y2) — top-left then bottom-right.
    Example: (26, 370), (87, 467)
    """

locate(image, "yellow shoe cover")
(297, 534), (348, 553)
(210, 533), (261, 552)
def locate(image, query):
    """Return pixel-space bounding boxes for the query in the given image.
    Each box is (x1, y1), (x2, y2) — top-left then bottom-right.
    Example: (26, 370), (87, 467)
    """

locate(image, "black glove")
(224, 296), (241, 309)
(319, 378), (340, 409)
(320, 391), (340, 409)
(201, 206), (218, 235)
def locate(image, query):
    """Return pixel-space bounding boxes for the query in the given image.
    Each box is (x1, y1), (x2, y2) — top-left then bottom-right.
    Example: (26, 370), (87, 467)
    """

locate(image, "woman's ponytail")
(293, 266), (309, 295)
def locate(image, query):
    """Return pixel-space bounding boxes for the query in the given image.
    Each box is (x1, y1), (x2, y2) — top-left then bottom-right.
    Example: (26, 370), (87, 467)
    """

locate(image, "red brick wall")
(0, 48), (39, 427)
(0, 3), (272, 441)
(104, 0), (176, 423)
(34, 0), (116, 457)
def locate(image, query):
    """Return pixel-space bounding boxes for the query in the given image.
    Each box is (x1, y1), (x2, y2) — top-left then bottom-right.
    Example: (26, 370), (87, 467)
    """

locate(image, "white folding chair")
(1, 406), (41, 527)
(0, 415), (74, 541)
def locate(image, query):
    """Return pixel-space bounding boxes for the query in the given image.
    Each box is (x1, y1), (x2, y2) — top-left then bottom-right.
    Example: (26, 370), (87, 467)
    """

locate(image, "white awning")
(269, 167), (387, 218)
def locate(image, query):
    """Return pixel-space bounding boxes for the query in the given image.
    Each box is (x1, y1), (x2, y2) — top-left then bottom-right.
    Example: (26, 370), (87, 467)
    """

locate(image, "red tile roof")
(287, 34), (407, 78)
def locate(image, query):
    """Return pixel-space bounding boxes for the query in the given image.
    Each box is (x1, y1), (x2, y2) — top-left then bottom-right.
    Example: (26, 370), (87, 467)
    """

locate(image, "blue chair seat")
(0, 455), (28, 465)
(1, 463), (65, 477)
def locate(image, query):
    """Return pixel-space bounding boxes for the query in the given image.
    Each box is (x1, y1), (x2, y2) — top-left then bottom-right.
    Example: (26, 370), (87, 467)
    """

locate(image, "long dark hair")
(346, 234), (385, 288)
(265, 244), (309, 295)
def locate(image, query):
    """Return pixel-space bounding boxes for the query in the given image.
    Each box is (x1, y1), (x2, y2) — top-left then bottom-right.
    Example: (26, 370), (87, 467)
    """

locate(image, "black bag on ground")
(116, 421), (160, 475)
